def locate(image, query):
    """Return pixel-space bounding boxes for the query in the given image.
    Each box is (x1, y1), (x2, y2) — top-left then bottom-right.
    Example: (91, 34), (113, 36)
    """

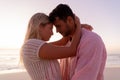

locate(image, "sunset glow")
(0, 0), (120, 54)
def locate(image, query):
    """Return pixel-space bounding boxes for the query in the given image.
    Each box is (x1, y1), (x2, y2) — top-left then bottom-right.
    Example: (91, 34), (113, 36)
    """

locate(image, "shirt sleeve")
(22, 39), (46, 61)
(71, 37), (106, 80)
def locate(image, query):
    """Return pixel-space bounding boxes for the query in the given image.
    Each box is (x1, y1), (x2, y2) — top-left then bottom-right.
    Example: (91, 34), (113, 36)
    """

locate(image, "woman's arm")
(39, 16), (81, 59)
(49, 24), (93, 46)
(81, 24), (93, 31)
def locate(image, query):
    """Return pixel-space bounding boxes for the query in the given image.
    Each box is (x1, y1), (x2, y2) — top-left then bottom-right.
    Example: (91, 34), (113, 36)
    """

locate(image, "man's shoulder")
(82, 28), (101, 39)
(80, 29), (104, 46)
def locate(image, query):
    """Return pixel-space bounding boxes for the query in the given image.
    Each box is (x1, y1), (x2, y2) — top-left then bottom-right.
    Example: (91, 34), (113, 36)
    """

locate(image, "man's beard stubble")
(62, 25), (72, 37)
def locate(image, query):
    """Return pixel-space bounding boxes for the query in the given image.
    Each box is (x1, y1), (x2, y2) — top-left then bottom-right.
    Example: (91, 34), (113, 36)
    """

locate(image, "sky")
(0, 0), (120, 54)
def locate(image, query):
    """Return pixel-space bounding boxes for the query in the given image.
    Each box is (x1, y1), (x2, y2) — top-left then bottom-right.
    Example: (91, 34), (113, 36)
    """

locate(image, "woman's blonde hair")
(24, 13), (50, 42)
(20, 13), (50, 65)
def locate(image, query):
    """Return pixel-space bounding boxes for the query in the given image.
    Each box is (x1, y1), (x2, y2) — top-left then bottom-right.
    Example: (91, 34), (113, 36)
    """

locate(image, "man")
(49, 4), (107, 80)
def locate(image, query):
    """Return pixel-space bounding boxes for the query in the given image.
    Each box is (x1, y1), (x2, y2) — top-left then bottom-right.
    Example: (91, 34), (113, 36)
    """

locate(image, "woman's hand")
(74, 15), (81, 30)
(81, 24), (93, 31)
(72, 15), (81, 39)
(70, 15), (81, 49)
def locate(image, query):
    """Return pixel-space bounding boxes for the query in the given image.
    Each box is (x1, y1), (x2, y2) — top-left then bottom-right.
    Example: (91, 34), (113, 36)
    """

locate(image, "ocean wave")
(0, 49), (120, 71)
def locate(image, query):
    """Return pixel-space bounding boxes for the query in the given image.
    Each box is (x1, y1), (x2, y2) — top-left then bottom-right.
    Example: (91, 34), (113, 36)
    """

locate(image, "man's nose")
(51, 31), (53, 35)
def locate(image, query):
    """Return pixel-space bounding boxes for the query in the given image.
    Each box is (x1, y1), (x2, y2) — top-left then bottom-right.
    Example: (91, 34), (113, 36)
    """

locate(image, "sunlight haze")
(0, 0), (120, 54)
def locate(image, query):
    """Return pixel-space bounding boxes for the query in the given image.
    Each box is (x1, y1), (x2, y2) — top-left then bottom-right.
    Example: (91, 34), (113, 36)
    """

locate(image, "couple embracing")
(20, 4), (107, 80)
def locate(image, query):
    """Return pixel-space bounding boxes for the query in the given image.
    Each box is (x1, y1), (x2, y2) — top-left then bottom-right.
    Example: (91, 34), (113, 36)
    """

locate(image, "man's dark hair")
(49, 4), (74, 22)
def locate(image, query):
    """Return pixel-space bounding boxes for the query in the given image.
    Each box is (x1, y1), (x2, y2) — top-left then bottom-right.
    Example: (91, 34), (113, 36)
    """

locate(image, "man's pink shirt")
(60, 28), (107, 80)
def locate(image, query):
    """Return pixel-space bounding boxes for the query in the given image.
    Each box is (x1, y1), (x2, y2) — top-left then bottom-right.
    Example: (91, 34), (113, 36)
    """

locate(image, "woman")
(20, 13), (81, 80)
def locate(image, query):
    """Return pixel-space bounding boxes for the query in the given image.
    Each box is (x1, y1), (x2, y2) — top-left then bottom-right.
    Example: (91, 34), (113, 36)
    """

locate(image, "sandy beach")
(0, 70), (31, 80)
(104, 67), (120, 80)
(0, 67), (120, 80)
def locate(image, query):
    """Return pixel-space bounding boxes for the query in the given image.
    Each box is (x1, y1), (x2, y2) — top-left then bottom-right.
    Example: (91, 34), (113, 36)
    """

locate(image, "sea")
(0, 49), (120, 73)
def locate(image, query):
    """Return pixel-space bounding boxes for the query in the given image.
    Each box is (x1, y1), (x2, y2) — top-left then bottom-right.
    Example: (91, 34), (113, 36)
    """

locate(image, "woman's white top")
(21, 39), (61, 80)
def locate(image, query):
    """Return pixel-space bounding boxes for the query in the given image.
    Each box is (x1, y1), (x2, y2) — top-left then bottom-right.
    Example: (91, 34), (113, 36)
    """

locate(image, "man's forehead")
(54, 17), (61, 24)
(55, 17), (60, 21)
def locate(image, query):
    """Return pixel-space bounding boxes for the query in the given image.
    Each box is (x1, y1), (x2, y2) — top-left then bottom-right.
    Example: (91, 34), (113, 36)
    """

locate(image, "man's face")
(53, 17), (73, 37)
